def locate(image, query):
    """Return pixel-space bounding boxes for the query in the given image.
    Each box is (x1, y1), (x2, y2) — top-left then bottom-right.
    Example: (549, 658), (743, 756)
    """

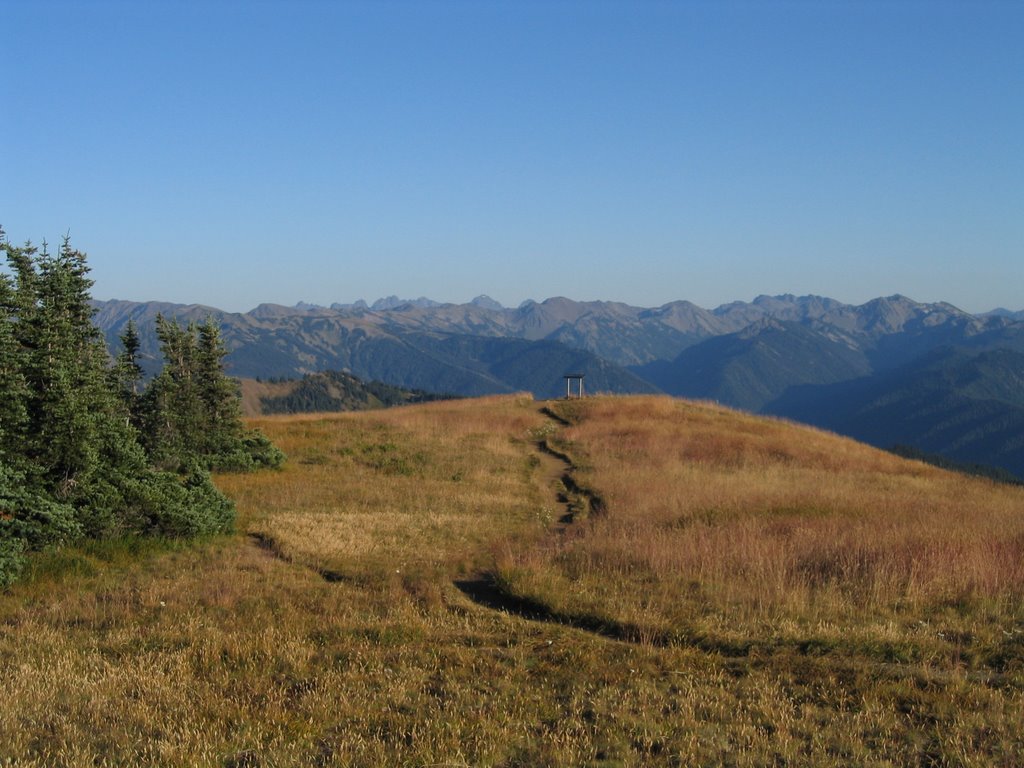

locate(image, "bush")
(126, 468), (236, 538)
(208, 430), (286, 472)
(183, 468), (236, 535)
(0, 462), (82, 589)
(0, 463), (82, 549)
(0, 535), (25, 589)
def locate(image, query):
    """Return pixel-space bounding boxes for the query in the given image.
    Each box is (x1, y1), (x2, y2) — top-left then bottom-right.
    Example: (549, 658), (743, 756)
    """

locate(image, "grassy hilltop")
(2, 395), (1023, 765)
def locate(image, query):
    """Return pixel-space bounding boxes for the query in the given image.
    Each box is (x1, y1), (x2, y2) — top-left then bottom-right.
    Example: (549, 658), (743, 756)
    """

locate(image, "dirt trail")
(534, 438), (577, 527)
(248, 531), (349, 584)
(526, 401), (602, 532)
(247, 401), (653, 645)
(452, 402), (632, 638)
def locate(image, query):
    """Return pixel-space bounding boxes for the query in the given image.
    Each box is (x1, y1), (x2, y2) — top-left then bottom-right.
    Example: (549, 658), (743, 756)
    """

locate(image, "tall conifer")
(196, 318), (245, 456)
(0, 273), (29, 468)
(24, 238), (107, 495)
(141, 315), (202, 469)
(112, 319), (144, 424)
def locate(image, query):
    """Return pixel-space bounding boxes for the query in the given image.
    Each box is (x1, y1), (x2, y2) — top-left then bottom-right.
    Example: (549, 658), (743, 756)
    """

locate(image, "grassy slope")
(238, 373), (444, 418)
(1, 395), (1023, 766)
(239, 378), (293, 416)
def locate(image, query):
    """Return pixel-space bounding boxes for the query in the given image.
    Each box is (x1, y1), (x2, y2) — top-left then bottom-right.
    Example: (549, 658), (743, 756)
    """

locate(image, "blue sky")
(2, 0), (1022, 313)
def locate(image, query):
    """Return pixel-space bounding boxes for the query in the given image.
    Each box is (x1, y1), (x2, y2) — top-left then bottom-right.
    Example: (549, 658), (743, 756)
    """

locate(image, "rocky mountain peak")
(470, 295), (504, 311)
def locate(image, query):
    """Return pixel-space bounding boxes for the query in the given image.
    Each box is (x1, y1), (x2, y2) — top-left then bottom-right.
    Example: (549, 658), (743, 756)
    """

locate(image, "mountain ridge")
(95, 292), (1012, 367)
(91, 292), (1024, 476)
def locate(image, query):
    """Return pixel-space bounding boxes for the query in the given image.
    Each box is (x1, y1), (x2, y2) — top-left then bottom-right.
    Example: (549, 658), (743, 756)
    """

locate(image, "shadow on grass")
(454, 574), (671, 647)
(247, 531), (349, 583)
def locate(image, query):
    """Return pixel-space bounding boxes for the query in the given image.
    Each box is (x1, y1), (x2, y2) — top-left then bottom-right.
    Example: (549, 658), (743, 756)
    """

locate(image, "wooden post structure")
(563, 374), (585, 399)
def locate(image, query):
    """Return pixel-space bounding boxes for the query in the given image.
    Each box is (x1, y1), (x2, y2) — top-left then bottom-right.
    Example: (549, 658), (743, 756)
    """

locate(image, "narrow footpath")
(452, 403), (646, 644)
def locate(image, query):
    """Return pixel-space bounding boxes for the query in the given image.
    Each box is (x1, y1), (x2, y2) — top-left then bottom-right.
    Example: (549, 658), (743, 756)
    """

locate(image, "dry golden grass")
(499, 397), (1024, 716)
(218, 395), (550, 581)
(2, 394), (1023, 765)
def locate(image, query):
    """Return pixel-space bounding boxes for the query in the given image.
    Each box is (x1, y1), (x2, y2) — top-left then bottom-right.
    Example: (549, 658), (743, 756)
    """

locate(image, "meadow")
(1, 394), (1022, 766)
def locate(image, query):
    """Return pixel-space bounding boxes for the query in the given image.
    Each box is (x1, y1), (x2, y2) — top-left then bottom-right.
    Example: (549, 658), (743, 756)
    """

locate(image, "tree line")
(259, 369), (454, 415)
(0, 230), (283, 586)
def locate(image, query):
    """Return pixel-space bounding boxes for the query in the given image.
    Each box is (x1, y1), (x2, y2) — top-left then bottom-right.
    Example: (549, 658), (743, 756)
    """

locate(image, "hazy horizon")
(90, 290), (1020, 318)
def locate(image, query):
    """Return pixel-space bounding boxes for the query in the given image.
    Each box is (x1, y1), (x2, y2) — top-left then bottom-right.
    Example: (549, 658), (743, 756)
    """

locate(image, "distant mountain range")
(92, 293), (1024, 478)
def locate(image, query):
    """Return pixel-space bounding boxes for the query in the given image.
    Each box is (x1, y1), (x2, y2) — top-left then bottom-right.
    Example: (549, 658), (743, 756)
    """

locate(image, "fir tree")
(141, 315), (284, 471)
(141, 315), (203, 469)
(196, 318), (245, 457)
(24, 237), (110, 497)
(0, 273), (29, 468)
(12, 238), (155, 534)
(0, 229), (279, 586)
(111, 319), (144, 424)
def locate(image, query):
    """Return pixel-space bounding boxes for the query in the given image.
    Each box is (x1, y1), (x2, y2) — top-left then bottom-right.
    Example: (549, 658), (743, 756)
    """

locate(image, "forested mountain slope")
(635, 319), (873, 411)
(766, 347), (1024, 479)
(239, 370), (452, 417)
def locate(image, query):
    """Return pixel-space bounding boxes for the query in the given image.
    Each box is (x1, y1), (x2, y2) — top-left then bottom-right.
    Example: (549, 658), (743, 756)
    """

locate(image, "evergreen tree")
(0, 461), (81, 586)
(141, 315), (283, 471)
(0, 273), (29, 468)
(196, 316), (284, 470)
(0, 229), (279, 586)
(141, 315), (203, 469)
(3, 237), (41, 470)
(3, 237), (40, 328)
(1, 236), (89, 581)
(111, 319), (144, 424)
(196, 318), (245, 457)
(27, 238), (103, 492)
(13, 237), (154, 534)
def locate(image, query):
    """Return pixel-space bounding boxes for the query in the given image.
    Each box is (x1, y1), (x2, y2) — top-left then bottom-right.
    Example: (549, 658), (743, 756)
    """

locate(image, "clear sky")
(2, 0), (1022, 314)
